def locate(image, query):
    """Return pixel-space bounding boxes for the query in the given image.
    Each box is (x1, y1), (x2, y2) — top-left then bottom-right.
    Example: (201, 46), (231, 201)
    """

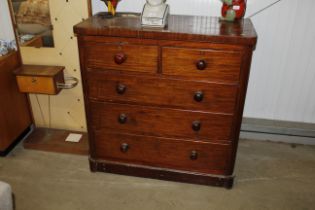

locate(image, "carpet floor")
(0, 139), (315, 210)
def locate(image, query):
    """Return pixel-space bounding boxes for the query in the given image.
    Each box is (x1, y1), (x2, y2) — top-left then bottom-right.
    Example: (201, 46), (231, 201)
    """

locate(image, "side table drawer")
(90, 102), (234, 141)
(84, 42), (158, 73)
(93, 131), (232, 175)
(87, 71), (238, 114)
(15, 65), (65, 95)
(162, 47), (242, 83)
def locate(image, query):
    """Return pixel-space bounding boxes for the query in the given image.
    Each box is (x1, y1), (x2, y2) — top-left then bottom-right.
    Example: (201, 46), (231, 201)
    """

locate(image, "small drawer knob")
(190, 150), (198, 160)
(116, 84), (126, 95)
(120, 143), (129, 153)
(194, 91), (204, 102)
(114, 53), (127, 65)
(118, 113), (127, 124)
(192, 121), (201, 131)
(196, 60), (207, 70)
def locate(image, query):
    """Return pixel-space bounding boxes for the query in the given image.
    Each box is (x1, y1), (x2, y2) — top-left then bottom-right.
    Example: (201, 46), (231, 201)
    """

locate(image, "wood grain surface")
(90, 101), (234, 141)
(74, 13), (257, 46)
(15, 65), (65, 95)
(84, 42), (158, 73)
(0, 51), (32, 151)
(92, 131), (231, 175)
(87, 70), (238, 113)
(24, 127), (89, 155)
(162, 47), (243, 83)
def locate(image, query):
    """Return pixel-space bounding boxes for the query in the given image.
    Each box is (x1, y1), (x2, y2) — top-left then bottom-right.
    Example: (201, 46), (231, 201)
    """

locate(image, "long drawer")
(90, 102), (234, 141)
(92, 131), (231, 175)
(162, 47), (243, 83)
(87, 71), (238, 114)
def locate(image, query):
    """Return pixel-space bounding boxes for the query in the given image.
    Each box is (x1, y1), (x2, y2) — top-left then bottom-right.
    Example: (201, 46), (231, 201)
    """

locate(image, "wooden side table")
(14, 65), (89, 155)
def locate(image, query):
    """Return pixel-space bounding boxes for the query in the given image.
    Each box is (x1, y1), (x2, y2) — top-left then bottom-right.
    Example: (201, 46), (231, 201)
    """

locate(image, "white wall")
(244, 0), (315, 124)
(91, 0), (315, 124)
(0, 0), (15, 41)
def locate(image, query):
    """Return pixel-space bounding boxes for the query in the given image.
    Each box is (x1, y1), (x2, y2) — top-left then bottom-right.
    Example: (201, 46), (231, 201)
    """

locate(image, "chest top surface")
(74, 13), (257, 46)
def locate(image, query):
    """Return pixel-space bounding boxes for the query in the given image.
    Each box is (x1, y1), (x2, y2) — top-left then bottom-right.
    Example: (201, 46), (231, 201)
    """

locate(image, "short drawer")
(87, 71), (238, 114)
(162, 47), (243, 83)
(84, 42), (158, 73)
(90, 102), (234, 141)
(15, 65), (65, 95)
(93, 131), (232, 175)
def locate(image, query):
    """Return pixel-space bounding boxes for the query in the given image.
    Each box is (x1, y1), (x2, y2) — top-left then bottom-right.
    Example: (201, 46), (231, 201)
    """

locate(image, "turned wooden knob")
(194, 91), (204, 102)
(118, 113), (127, 124)
(120, 143), (129, 153)
(192, 121), (201, 131)
(114, 53), (127, 65)
(31, 77), (37, 83)
(196, 60), (207, 70)
(190, 150), (198, 160)
(116, 84), (126, 95)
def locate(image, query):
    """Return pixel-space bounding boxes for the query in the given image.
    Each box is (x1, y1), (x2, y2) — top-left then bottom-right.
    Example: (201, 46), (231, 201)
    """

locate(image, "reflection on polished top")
(74, 13), (257, 46)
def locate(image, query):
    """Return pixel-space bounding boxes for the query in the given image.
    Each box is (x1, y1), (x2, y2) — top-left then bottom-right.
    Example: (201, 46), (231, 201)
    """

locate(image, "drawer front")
(16, 76), (57, 95)
(93, 131), (231, 175)
(87, 71), (238, 114)
(84, 43), (158, 73)
(162, 47), (242, 83)
(90, 102), (234, 141)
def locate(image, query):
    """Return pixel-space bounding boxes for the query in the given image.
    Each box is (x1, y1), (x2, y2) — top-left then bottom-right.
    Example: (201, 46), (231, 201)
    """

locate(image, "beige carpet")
(0, 139), (315, 210)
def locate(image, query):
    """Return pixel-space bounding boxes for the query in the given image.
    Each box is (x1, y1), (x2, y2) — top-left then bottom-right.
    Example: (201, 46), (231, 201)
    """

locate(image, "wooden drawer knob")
(194, 91), (204, 102)
(31, 77), (37, 83)
(196, 60), (207, 70)
(118, 113), (127, 124)
(114, 53), (127, 65)
(192, 121), (201, 131)
(116, 84), (127, 95)
(120, 143), (129, 153)
(190, 150), (198, 160)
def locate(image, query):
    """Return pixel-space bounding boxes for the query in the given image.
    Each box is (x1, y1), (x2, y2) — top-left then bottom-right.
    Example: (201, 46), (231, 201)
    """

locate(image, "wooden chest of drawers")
(74, 13), (257, 188)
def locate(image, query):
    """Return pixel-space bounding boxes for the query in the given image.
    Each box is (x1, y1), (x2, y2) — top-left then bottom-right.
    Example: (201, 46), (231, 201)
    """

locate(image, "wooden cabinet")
(0, 52), (32, 155)
(74, 14), (257, 188)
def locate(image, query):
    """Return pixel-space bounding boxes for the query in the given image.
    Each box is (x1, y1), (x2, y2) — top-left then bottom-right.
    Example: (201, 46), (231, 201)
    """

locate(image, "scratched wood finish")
(162, 47), (243, 83)
(92, 131), (231, 175)
(74, 13), (257, 46)
(84, 42), (158, 73)
(0, 51), (32, 151)
(87, 70), (238, 114)
(16, 76), (56, 94)
(90, 102), (234, 142)
(74, 13), (257, 188)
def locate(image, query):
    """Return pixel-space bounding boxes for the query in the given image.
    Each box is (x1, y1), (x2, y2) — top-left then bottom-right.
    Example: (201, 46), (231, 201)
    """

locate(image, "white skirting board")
(240, 118), (315, 145)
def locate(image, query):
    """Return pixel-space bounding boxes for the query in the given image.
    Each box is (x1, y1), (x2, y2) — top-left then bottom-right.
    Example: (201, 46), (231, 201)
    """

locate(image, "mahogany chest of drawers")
(74, 13), (257, 188)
